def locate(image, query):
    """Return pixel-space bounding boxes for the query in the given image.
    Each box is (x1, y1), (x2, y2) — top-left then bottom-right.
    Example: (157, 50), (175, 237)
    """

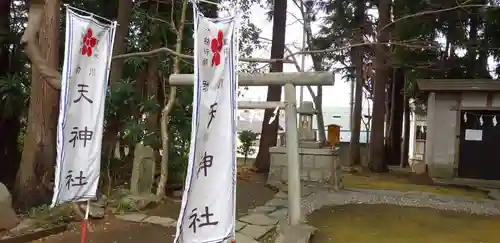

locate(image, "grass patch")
(342, 170), (488, 199)
(308, 204), (500, 243)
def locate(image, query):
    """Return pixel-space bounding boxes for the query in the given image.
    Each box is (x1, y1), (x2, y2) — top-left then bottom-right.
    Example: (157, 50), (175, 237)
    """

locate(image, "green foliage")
(313, 0), (500, 110)
(0, 74), (29, 118)
(237, 130), (258, 162)
(27, 203), (74, 226)
(0, 0), (261, 194)
(113, 197), (141, 214)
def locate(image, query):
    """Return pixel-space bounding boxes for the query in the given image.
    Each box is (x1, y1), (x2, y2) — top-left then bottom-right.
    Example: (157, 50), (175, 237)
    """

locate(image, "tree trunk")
(315, 86), (326, 143)
(348, 0), (365, 167)
(144, 0), (161, 176)
(368, 0), (391, 172)
(102, 0), (133, 161)
(467, 1), (478, 78)
(401, 78), (410, 168)
(146, 1), (161, 142)
(15, 0), (60, 208)
(384, 73), (392, 161)
(385, 78), (392, 138)
(309, 56), (326, 144)
(387, 67), (404, 166)
(109, 0), (133, 86)
(349, 58), (363, 166)
(157, 0), (188, 196)
(0, 0), (21, 190)
(0, 0), (10, 72)
(254, 0), (287, 172)
(301, 2), (326, 145)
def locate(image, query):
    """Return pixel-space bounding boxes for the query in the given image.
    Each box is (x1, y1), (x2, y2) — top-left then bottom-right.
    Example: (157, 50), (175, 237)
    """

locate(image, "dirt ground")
(34, 218), (177, 243)
(36, 171), (276, 243)
(308, 204), (500, 243)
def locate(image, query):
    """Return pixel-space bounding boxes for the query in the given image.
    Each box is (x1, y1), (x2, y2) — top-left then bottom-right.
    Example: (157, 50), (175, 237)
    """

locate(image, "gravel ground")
(299, 186), (500, 218)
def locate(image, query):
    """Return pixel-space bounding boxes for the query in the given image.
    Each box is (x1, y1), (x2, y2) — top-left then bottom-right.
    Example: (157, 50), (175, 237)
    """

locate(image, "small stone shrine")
(267, 101), (339, 185)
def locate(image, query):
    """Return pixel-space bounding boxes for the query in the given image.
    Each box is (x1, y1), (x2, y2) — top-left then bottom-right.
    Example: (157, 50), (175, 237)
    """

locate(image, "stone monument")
(130, 143), (156, 195)
(268, 101), (340, 185)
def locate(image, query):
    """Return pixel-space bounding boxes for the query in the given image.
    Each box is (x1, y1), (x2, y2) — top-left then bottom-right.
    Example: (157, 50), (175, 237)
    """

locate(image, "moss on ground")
(308, 204), (500, 243)
(342, 171), (488, 199)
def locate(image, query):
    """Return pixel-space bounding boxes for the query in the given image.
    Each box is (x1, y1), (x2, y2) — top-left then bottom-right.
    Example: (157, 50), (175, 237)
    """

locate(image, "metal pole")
(284, 83), (301, 226)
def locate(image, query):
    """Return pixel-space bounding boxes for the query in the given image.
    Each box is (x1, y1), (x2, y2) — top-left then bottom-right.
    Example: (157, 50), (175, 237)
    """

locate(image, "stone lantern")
(297, 101), (316, 143)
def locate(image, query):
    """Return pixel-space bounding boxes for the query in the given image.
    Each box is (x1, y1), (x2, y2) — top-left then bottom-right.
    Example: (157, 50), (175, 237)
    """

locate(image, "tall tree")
(299, 0), (327, 145)
(368, 0), (390, 172)
(348, 0), (366, 167)
(15, 0), (61, 207)
(401, 73), (410, 168)
(386, 67), (404, 165)
(101, 0), (133, 161)
(254, 0), (287, 172)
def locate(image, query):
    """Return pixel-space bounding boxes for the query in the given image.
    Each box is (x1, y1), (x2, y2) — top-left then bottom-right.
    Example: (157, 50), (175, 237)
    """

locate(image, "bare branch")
(286, 11), (304, 26)
(381, 0), (491, 33)
(285, 41), (439, 60)
(112, 46), (295, 63)
(134, 8), (177, 34)
(23, 0), (455, 93)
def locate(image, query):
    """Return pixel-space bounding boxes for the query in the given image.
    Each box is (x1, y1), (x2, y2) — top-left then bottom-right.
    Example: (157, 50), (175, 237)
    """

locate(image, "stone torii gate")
(169, 71), (335, 226)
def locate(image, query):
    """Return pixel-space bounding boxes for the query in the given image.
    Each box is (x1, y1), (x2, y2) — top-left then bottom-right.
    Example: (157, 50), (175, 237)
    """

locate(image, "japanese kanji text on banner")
(51, 8), (117, 207)
(174, 7), (239, 243)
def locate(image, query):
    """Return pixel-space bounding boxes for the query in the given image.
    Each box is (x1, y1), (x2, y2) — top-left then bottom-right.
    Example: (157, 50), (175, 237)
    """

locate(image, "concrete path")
(114, 190), (306, 243)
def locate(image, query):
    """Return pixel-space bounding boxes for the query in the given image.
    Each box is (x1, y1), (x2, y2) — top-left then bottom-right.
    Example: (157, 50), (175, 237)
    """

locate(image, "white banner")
(51, 8), (117, 207)
(174, 8), (239, 243)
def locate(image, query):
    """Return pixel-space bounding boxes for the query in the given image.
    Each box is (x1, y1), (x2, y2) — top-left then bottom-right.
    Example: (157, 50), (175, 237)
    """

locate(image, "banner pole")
(80, 200), (91, 243)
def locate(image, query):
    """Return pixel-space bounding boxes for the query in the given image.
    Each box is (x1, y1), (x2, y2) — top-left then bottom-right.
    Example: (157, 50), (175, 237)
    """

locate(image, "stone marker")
(0, 182), (20, 230)
(0, 183), (12, 206)
(332, 155), (343, 190)
(130, 143), (156, 195)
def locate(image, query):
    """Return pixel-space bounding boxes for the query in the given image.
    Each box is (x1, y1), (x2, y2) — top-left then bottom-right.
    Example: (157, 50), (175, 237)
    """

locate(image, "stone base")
(268, 146), (338, 185)
(427, 163), (454, 179)
(275, 224), (317, 243)
(410, 159), (426, 174)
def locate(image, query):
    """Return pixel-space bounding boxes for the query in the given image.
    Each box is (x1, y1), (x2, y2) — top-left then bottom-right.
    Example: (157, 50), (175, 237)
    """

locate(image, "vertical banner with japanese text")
(174, 6), (239, 243)
(51, 8), (117, 207)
